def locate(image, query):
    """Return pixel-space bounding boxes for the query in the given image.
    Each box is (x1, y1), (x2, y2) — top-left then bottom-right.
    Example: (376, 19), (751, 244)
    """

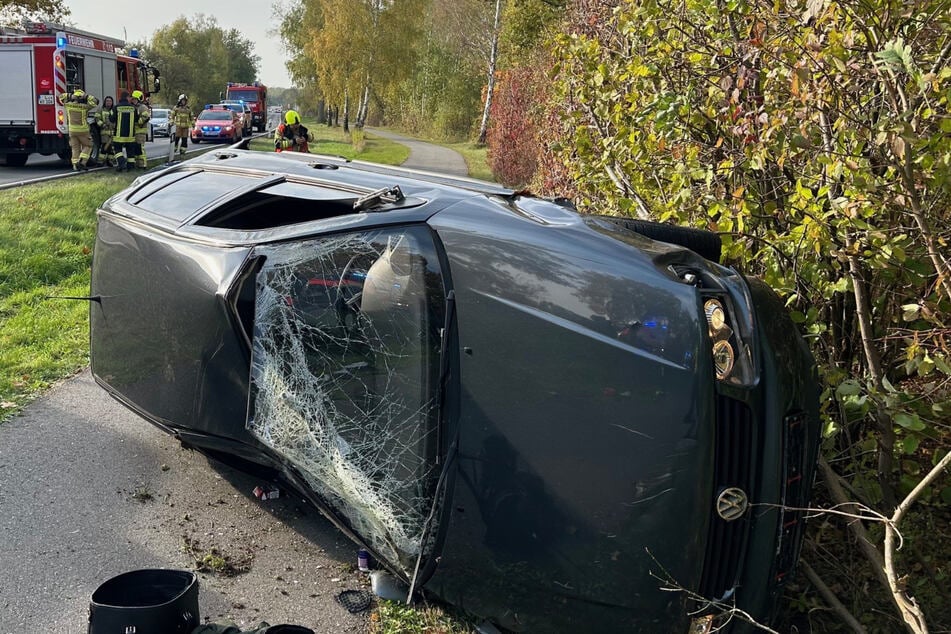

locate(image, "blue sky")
(62, 0), (293, 87)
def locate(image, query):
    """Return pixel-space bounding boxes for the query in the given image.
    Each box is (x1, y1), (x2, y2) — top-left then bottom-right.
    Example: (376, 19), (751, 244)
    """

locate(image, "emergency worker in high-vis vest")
(273, 110), (312, 153)
(131, 90), (151, 169)
(112, 92), (139, 172)
(95, 96), (118, 168)
(58, 88), (99, 170)
(171, 94), (192, 155)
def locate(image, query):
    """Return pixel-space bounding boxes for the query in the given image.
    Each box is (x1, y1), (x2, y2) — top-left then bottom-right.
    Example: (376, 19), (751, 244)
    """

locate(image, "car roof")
(104, 147), (515, 243)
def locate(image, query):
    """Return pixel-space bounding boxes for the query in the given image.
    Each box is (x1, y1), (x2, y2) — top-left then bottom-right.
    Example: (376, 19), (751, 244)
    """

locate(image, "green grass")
(444, 142), (493, 183)
(249, 123), (496, 184)
(370, 599), (474, 634)
(0, 172), (135, 419)
(249, 123), (411, 165)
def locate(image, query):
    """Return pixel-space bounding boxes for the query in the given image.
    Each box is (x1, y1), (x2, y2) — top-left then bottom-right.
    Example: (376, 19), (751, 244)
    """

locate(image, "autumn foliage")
(486, 66), (544, 187)
(532, 1), (951, 631)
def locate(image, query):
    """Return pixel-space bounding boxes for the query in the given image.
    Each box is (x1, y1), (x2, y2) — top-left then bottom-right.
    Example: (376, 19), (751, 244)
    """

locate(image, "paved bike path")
(365, 128), (469, 177)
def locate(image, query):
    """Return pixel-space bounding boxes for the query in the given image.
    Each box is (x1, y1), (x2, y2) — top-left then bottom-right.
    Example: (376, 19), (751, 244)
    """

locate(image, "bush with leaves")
(486, 65), (546, 186)
(536, 0), (951, 631)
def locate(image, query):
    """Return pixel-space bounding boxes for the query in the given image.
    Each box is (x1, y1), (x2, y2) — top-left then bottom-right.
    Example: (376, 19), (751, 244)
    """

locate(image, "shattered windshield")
(248, 225), (447, 573)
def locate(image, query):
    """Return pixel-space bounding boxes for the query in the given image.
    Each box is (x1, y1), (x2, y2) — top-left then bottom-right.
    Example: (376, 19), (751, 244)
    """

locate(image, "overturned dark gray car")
(90, 147), (821, 632)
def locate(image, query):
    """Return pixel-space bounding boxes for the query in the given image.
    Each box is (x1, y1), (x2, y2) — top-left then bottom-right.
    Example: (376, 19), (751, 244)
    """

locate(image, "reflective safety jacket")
(114, 102), (136, 143)
(96, 108), (116, 136)
(133, 102), (151, 136)
(59, 92), (99, 133)
(274, 122), (311, 151)
(171, 105), (192, 129)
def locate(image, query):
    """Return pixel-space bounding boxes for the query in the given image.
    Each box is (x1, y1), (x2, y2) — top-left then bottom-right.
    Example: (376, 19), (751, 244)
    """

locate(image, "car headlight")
(712, 340), (735, 380)
(704, 299), (730, 338)
(703, 297), (745, 382)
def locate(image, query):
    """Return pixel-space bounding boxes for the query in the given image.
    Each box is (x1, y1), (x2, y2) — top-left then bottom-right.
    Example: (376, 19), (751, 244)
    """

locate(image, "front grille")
(699, 395), (754, 601)
(772, 412), (808, 584)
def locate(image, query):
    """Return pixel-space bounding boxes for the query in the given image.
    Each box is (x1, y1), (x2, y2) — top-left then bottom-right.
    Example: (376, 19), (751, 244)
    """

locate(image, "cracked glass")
(247, 225), (446, 573)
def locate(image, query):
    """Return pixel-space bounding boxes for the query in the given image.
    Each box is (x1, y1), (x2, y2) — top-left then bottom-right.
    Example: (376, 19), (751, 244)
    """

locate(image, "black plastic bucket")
(87, 569), (199, 634)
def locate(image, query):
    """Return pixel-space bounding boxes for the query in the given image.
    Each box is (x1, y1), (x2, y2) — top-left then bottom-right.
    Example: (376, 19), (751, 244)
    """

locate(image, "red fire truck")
(224, 82), (268, 132)
(0, 20), (160, 166)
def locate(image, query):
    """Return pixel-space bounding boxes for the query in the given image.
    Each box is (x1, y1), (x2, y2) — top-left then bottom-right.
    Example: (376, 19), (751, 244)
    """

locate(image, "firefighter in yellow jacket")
(131, 90), (151, 169)
(274, 110), (312, 153)
(112, 91), (138, 172)
(171, 94), (192, 156)
(94, 96), (118, 167)
(58, 88), (99, 170)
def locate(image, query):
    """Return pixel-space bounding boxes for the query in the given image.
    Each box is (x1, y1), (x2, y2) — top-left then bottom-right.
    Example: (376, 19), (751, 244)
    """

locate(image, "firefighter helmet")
(131, 90), (144, 100)
(73, 89), (85, 99)
(178, 93), (187, 104)
(284, 110), (301, 125)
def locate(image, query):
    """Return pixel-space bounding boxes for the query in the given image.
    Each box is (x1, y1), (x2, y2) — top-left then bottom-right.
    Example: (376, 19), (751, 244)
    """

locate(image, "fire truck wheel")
(3, 154), (28, 167)
(57, 149), (71, 163)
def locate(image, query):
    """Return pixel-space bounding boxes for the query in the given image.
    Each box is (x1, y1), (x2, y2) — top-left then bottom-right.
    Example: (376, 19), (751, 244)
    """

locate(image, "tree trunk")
(357, 82), (370, 128)
(476, 0), (502, 145)
(343, 92), (350, 134)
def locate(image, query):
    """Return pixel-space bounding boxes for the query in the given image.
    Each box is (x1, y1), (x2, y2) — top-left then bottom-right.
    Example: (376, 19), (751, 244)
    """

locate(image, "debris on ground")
(336, 589), (372, 614)
(252, 485), (280, 500)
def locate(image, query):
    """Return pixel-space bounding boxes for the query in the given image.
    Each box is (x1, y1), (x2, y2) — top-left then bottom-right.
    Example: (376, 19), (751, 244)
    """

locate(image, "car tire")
(594, 216), (722, 263)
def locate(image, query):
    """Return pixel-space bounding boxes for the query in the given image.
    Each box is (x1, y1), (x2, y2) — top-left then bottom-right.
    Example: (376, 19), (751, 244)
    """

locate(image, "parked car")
(190, 106), (242, 144)
(150, 108), (171, 137)
(217, 100), (253, 136)
(89, 146), (821, 633)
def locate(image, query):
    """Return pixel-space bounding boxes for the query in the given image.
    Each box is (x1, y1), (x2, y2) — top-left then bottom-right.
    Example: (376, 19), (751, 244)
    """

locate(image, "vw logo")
(716, 487), (749, 521)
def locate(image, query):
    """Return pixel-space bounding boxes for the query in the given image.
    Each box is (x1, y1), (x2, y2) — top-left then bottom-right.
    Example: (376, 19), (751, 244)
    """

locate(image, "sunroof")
(131, 171), (260, 222)
(195, 181), (360, 229)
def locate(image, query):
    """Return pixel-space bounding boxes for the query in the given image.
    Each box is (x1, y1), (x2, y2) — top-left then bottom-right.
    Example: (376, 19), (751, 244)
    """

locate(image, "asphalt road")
(0, 371), (369, 633)
(0, 137), (175, 186)
(0, 129), (470, 634)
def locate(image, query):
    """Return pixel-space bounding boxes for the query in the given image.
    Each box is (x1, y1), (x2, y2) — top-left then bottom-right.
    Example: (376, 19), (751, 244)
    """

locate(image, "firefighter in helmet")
(58, 88), (99, 171)
(274, 110), (312, 153)
(94, 96), (118, 168)
(112, 91), (138, 172)
(130, 90), (151, 169)
(171, 93), (192, 156)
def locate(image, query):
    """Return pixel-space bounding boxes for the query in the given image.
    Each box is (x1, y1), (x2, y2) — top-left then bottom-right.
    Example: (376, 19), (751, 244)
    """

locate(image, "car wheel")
(594, 216), (723, 263)
(192, 139), (201, 144)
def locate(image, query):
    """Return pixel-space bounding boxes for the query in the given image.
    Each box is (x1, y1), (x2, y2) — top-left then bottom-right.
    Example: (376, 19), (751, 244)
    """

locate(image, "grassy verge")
(249, 123), (411, 166)
(444, 141), (493, 182)
(370, 599), (474, 634)
(0, 172), (134, 420)
(251, 123), (495, 183)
